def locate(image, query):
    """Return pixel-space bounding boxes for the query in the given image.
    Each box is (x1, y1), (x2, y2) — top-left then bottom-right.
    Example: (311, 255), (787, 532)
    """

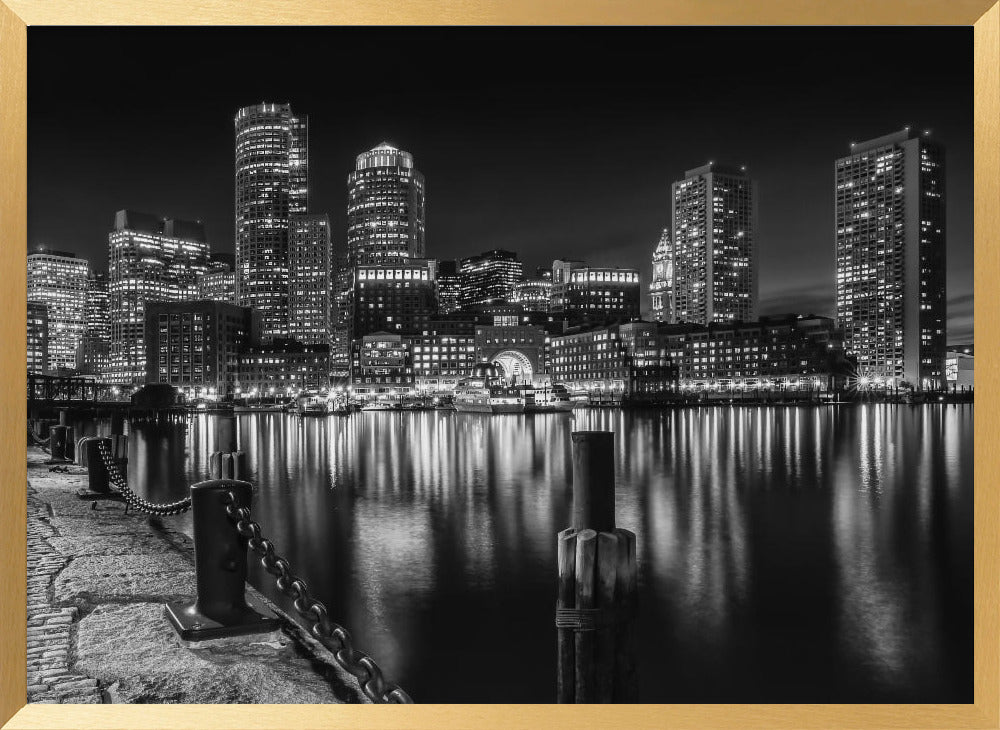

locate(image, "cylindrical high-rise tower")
(346, 142), (425, 264)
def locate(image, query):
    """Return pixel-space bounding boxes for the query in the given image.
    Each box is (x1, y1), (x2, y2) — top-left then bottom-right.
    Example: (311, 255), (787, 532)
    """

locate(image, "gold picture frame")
(1, 1), (997, 727)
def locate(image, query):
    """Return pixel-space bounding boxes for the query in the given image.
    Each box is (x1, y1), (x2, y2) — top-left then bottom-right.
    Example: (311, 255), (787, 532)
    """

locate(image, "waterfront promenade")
(25, 446), (365, 705)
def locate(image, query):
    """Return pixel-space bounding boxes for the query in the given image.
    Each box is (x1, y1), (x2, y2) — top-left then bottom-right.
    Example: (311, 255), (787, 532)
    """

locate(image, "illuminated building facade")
(550, 322), (675, 396)
(550, 260), (640, 325)
(350, 333), (414, 401)
(659, 314), (847, 392)
(945, 345), (973, 388)
(474, 323), (547, 384)
(671, 163), (758, 324)
(288, 213), (331, 345)
(75, 271), (112, 378)
(351, 258), (438, 339)
(459, 249), (523, 307)
(835, 128), (946, 389)
(108, 209), (211, 384)
(27, 301), (48, 375)
(435, 260), (463, 314)
(26, 249), (89, 372)
(409, 326), (476, 394)
(197, 269), (237, 305)
(239, 339), (330, 396)
(330, 250), (353, 375)
(650, 228), (673, 323)
(512, 277), (552, 313)
(347, 142), (425, 263)
(144, 300), (260, 400)
(235, 102), (309, 339)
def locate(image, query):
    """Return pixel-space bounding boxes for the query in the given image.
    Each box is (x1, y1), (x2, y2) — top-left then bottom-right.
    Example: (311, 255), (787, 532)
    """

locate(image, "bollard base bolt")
(164, 593), (280, 642)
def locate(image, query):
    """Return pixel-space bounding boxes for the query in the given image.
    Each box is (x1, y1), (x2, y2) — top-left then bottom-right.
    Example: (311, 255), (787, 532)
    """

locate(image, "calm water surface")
(109, 405), (971, 703)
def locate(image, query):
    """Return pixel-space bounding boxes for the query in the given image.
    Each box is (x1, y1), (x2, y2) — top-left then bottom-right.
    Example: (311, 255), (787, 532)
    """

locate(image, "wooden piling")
(556, 528), (577, 703)
(209, 451), (248, 481)
(614, 528), (638, 702)
(595, 531), (619, 703)
(556, 430), (638, 703)
(217, 415), (238, 454)
(573, 529), (597, 703)
(570, 432), (615, 533)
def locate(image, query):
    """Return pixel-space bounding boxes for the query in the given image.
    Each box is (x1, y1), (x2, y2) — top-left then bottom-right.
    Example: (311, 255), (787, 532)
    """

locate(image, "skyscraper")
(26, 250), (88, 371)
(835, 128), (946, 388)
(27, 301), (48, 375)
(459, 249), (523, 307)
(108, 209), (210, 384)
(288, 213), (331, 345)
(347, 142), (425, 264)
(235, 102), (309, 339)
(197, 267), (237, 305)
(77, 271), (111, 378)
(671, 163), (758, 324)
(435, 260), (463, 314)
(650, 229), (673, 323)
(84, 271), (111, 342)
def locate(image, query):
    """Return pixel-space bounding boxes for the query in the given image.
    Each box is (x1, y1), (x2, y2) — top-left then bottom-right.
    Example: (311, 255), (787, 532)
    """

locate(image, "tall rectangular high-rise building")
(671, 163), (758, 325)
(27, 301), (48, 375)
(77, 271), (112, 379)
(108, 209), (210, 384)
(459, 249), (523, 307)
(288, 213), (331, 345)
(26, 250), (89, 371)
(835, 128), (946, 388)
(235, 102), (309, 339)
(435, 260), (463, 314)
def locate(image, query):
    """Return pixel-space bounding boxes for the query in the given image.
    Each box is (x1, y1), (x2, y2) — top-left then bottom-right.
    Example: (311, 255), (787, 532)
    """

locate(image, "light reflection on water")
(116, 404), (972, 703)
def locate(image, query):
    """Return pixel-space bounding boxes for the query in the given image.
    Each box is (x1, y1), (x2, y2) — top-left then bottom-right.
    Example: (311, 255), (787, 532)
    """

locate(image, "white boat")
(523, 382), (576, 413)
(361, 402), (399, 412)
(454, 364), (525, 414)
(296, 394), (328, 416)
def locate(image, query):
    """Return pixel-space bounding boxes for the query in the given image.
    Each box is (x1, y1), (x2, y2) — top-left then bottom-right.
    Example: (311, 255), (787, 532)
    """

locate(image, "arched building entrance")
(491, 350), (534, 385)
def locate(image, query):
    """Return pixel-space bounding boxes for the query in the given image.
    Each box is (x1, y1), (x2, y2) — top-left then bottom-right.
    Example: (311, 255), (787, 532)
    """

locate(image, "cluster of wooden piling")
(556, 431), (638, 703)
(209, 415), (248, 480)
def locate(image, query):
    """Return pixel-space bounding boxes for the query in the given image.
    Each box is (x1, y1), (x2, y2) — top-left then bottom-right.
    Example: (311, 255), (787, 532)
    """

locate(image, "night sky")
(27, 27), (974, 342)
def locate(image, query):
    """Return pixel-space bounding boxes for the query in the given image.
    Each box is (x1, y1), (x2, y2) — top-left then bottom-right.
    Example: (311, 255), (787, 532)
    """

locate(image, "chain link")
(38, 419), (409, 702)
(28, 429), (51, 452)
(97, 441), (192, 516)
(223, 493), (413, 704)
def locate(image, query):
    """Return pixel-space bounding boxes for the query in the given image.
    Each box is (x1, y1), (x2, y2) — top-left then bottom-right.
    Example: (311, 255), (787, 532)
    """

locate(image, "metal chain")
(28, 429), (51, 452)
(222, 492), (413, 704)
(96, 441), (192, 516)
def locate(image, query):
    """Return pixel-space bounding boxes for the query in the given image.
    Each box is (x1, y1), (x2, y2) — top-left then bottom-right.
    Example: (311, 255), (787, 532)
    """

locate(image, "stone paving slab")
(26, 446), (367, 704)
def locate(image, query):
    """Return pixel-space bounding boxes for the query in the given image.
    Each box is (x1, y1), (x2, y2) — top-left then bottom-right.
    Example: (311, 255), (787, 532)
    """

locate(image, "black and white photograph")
(24, 26), (973, 705)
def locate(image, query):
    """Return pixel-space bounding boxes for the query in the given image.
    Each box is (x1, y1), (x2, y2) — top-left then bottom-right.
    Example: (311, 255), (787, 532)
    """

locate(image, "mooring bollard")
(165, 478), (279, 640)
(209, 415), (247, 481)
(556, 430), (638, 703)
(48, 425), (69, 461)
(83, 437), (113, 494)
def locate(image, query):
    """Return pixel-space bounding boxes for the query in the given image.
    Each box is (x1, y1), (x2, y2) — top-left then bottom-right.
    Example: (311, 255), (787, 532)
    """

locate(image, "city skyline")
(27, 27), (974, 343)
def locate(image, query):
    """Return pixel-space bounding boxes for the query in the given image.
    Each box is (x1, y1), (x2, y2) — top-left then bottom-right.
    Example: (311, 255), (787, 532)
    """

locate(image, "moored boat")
(454, 364), (525, 414)
(523, 382), (576, 413)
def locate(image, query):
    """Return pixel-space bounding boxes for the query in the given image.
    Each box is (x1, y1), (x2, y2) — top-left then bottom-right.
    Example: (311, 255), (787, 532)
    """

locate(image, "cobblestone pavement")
(25, 446), (366, 705)
(27, 487), (101, 703)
